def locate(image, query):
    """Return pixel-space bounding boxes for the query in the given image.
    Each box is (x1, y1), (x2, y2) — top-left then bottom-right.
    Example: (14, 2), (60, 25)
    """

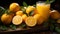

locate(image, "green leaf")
(5, 10), (14, 15)
(10, 24), (16, 30)
(29, 11), (34, 16)
(50, 24), (54, 30)
(21, 6), (26, 13)
(46, 0), (50, 4)
(33, 4), (36, 7)
(50, 0), (55, 3)
(43, 22), (48, 27)
(0, 25), (7, 30)
(45, 0), (55, 4)
(21, 8), (26, 14)
(20, 24), (26, 28)
(5, 10), (9, 14)
(23, 2), (28, 7)
(55, 27), (60, 32)
(21, 8), (26, 12)
(0, 6), (6, 16)
(21, 6), (28, 16)
(48, 18), (56, 24)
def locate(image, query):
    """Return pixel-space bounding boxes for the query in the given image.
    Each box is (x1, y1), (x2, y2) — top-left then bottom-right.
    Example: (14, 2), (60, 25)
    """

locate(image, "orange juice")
(36, 2), (50, 19)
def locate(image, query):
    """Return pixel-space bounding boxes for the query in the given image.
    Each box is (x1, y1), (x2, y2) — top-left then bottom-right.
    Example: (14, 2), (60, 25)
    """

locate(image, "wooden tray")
(0, 25), (49, 34)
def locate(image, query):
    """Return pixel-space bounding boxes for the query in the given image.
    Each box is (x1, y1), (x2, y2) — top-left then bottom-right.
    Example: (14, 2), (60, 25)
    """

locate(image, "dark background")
(0, 0), (46, 7)
(0, 0), (60, 34)
(0, 0), (60, 12)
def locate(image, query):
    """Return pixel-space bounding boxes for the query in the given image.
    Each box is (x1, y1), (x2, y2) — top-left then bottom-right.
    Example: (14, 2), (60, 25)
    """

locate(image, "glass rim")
(36, 1), (51, 4)
(36, 1), (46, 3)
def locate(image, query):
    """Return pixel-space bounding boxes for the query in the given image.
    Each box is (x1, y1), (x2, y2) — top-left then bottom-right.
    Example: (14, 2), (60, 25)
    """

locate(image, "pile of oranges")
(1, 3), (60, 27)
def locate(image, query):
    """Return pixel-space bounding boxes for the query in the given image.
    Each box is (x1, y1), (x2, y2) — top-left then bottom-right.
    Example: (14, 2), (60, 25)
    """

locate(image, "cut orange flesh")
(12, 15), (22, 25)
(25, 16), (37, 27)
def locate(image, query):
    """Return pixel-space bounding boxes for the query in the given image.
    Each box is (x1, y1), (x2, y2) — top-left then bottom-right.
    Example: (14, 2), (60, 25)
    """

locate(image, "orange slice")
(25, 16), (37, 27)
(12, 15), (22, 25)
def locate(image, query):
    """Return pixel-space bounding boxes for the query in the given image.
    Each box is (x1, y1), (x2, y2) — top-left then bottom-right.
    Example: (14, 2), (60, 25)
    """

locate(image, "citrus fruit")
(12, 15), (22, 25)
(26, 6), (35, 14)
(10, 13), (15, 17)
(22, 14), (27, 21)
(34, 14), (45, 25)
(16, 11), (23, 16)
(37, 16), (45, 25)
(9, 3), (20, 12)
(25, 16), (37, 27)
(1, 13), (13, 25)
(34, 9), (38, 14)
(50, 10), (60, 19)
(33, 14), (40, 20)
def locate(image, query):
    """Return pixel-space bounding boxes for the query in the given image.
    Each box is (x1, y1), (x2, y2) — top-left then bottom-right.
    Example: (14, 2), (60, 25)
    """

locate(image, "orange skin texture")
(16, 11), (23, 16)
(9, 3), (20, 12)
(1, 14), (13, 25)
(50, 10), (60, 19)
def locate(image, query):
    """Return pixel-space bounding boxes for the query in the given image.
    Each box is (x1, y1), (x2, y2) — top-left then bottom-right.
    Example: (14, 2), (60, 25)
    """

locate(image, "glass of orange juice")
(36, 1), (50, 19)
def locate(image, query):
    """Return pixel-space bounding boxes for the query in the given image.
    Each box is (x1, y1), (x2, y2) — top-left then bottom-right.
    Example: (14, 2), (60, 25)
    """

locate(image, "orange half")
(25, 16), (37, 27)
(12, 15), (22, 25)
